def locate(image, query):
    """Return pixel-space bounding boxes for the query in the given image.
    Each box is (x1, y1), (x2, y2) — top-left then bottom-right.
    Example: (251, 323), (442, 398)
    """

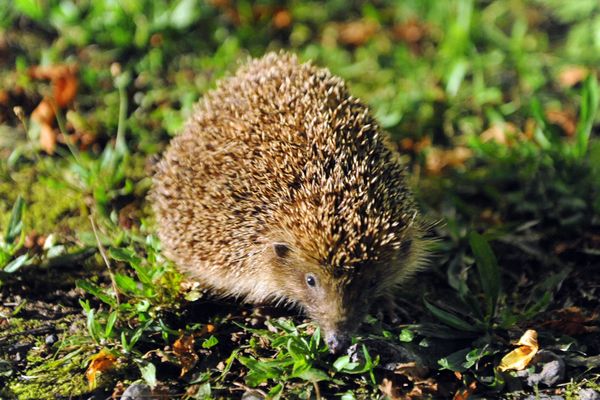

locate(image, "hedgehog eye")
(273, 243), (291, 258)
(305, 273), (317, 288)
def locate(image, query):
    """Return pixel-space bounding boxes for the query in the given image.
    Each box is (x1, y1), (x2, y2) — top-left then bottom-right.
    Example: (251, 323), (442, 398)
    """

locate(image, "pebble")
(579, 389), (600, 400)
(45, 334), (58, 345)
(121, 383), (153, 400)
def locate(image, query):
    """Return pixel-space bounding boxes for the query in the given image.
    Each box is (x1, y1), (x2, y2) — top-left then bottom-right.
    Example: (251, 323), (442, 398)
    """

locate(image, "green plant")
(0, 196), (30, 274)
(232, 319), (378, 398)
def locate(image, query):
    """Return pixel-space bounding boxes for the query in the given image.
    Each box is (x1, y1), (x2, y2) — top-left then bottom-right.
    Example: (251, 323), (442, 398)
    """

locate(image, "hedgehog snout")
(325, 330), (351, 354)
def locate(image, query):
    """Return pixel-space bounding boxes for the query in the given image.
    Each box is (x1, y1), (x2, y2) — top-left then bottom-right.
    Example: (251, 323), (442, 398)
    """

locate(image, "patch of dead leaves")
(171, 324), (215, 377)
(378, 362), (448, 399)
(541, 307), (599, 336)
(28, 64), (78, 154)
(173, 334), (199, 377)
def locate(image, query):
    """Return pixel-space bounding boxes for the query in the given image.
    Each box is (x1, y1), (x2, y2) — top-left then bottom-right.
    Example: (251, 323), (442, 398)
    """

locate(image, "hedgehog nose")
(326, 332), (350, 354)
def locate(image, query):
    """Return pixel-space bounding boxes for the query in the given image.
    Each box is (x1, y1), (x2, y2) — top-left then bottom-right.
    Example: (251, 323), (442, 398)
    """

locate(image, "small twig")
(89, 216), (120, 307)
(13, 106), (28, 131)
(232, 382), (268, 398)
(313, 381), (322, 400)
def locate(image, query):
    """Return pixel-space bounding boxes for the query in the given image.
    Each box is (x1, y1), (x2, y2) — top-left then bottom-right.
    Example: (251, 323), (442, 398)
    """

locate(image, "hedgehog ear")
(273, 242), (291, 258)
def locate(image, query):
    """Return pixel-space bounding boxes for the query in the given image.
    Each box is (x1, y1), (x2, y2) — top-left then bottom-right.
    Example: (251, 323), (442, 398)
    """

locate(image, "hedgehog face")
(270, 241), (396, 353)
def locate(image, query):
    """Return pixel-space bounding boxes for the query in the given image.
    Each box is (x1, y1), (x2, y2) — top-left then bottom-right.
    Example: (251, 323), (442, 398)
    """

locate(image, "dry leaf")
(400, 136), (431, 153)
(379, 377), (402, 400)
(453, 381), (477, 400)
(541, 307), (599, 336)
(272, 9), (292, 29)
(173, 334), (199, 377)
(480, 123), (519, 145)
(31, 98), (55, 124)
(559, 66), (588, 88)
(498, 329), (539, 372)
(29, 64), (79, 106)
(31, 99), (57, 154)
(53, 73), (78, 107)
(86, 349), (117, 390)
(28, 64), (79, 154)
(201, 323), (216, 335)
(393, 19), (428, 53)
(425, 147), (472, 175)
(40, 122), (57, 154)
(546, 109), (576, 137)
(338, 20), (378, 46)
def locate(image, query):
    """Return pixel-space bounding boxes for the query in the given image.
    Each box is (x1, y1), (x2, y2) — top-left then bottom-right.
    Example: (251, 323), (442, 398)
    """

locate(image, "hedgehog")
(151, 52), (427, 353)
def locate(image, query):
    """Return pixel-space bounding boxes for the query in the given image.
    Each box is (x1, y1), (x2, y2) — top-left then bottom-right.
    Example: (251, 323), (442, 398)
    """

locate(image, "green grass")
(1, 0), (599, 398)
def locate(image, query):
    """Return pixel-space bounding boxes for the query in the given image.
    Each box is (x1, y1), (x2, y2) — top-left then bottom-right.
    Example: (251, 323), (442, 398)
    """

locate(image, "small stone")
(579, 389), (600, 400)
(517, 350), (566, 388)
(241, 391), (265, 400)
(121, 383), (153, 400)
(45, 334), (58, 345)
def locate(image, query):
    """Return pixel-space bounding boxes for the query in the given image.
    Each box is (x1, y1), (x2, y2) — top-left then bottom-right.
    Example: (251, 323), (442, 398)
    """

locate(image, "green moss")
(0, 158), (89, 236)
(0, 315), (93, 400)
(6, 349), (91, 399)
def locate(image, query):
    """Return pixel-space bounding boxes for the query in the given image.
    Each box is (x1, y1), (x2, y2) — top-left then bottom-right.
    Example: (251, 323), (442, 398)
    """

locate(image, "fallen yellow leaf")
(498, 329), (538, 372)
(86, 349), (117, 390)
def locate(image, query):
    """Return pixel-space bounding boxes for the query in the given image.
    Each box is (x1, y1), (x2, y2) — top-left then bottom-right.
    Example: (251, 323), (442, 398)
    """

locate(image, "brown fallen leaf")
(393, 19), (426, 43)
(425, 146), (473, 175)
(31, 98), (57, 154)
(173, 334), (199, 377)
(337, 20), (378, 46)
(498, 329), (538, 372)
(559, 66), (588, 88)
(86, 349), (117, 390)
(453, 380), (477, 400)
(546, 109), (577, 137)
(28, 64), (79, 154)
(272, 9), (292, 29)
(480, 122), (520, 145)
(53, 73), (78, 108)
(541, 307), (599, 336)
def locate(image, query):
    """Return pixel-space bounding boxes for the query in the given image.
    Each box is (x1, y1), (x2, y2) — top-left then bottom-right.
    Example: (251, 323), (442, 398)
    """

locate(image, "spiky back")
(152, 52), (417, 284)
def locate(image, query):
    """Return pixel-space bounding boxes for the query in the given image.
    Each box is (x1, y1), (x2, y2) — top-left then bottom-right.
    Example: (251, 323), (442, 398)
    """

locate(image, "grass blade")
(469, 232), (500, 320)
(424, 299), (480, 332)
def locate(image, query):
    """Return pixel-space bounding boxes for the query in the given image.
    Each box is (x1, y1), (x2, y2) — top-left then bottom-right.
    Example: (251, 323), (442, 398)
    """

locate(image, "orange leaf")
(337, 20), (378, 46)
(31, 99), (58, 154)
(272, 9), (292, 29)
(173, 334), (199, 377)
(31, 99), (55, 125)
(546, 109), (576, 137)
(86, 349), (117, 390)
(29, 64), (79, 108)
(453, 381), (477, 400)
(559, 66), (588, 88)
(498, 330), (538, 372)
(53, 73), (78, 107)
(425, 147), (472, 175)
(39, 122), (57, 154)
